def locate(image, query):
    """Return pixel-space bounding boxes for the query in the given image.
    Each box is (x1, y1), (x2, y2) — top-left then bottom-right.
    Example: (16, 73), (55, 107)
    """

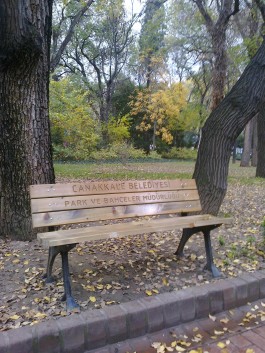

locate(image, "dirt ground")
(0, 173), (265, 331)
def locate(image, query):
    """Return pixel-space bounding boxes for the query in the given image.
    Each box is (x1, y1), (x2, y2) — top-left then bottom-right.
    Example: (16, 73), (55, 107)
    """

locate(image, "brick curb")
(1, 270), (265, 353)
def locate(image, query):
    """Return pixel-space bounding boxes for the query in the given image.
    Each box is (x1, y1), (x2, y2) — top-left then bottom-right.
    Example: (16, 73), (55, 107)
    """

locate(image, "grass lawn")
(54, 159), (265, 186)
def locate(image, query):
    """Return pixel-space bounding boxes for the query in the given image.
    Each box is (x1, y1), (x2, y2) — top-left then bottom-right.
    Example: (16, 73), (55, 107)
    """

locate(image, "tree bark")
(240, 120), (254, 167)
(0, 1), (55, 240)
(251, 115), (258, 167)
(193, 39), (265, 215)
(256, 109), (265, 177)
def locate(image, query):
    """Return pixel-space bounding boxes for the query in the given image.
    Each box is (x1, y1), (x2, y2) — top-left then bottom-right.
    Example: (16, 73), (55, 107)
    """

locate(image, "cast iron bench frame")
(30, 179), (232, 310)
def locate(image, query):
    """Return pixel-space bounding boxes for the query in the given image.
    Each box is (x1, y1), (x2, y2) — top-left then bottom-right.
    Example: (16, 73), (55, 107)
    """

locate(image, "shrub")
(161, 147), (197, 160)
(53, 145), (88, 161)
(90, 143), (148, 162)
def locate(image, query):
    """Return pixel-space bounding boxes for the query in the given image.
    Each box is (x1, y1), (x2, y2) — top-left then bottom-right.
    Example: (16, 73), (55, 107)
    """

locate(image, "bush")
(53, 145), (88, 161)
(148, 150), (162, 160)
(53, 143), (163, 162)
(161, 147), (197, 160)
(90, 143), (148, 162)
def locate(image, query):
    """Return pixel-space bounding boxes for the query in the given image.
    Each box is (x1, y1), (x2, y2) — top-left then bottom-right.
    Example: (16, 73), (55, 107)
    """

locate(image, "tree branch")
(50, 0), (94, 72)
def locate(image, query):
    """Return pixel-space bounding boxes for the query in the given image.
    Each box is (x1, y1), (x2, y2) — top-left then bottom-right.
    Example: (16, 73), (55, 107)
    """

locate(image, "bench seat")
(30, 179), (232, 310)
(38, 214), (232, 248)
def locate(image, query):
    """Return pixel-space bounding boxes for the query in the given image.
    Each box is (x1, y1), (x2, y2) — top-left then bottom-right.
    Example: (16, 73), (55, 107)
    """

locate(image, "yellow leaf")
(145, 290), (153, 296)
(214, 329), (224, 335)
(89, 296), (96, 303)
(217, 342), (226, 348)
(190, 254), (197, 261)
(10, 314), (20, 320)
(246, 349), (255, 353)
(34, 312), (47, 319)
(152, 289), (159, 294)
(175, 345), (186, 352)
(162, 277), (169, 286)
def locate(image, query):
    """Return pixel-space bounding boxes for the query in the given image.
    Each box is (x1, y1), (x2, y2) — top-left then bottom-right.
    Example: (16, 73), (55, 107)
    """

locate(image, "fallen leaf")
(217, 342), (226, 348)
(209, 314), (216, 321)
(9, 315), (20, 320)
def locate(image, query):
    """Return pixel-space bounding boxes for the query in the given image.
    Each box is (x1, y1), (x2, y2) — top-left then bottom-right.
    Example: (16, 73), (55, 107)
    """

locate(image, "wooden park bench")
(30, 179), (232, 310)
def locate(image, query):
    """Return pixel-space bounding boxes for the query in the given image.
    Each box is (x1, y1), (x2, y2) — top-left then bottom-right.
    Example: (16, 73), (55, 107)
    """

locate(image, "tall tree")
(194, 0), (239, 109)
(139, 0), (167, 88)
(51, 0), (94, 73)
(0, 0), (55, 240)
(235, 0), (262, 167)
(254, 0), (265, 177)
(193, 39), (265, 215)
(61, 0), (135, 141)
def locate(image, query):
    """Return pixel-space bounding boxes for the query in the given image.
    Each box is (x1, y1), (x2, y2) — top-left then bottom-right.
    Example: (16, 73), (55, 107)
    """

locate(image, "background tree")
(129, 83), (189, 150)
(255, 0), (265, 177)
(193, 39), (265, 215)
(139, 0), (167, 88)
(194, 0), (240, 110)
(50, 78), (99, 157)
(51, 0), (94, 73)
(0, 0), (54, 240)
(234, 0), (263, 167)
(59, 0), (136, 144)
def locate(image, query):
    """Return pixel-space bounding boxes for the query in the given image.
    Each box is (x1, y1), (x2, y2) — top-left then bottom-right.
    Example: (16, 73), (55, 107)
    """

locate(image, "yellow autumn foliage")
(129, 83), (189, 145)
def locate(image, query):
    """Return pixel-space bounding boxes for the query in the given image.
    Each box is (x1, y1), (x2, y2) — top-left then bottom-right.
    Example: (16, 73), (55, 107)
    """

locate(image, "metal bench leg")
(175, 228), (194, 256)
(203, 230), (222, 278)
(60, 247), (80, 311)
(43, 246), (61, 283)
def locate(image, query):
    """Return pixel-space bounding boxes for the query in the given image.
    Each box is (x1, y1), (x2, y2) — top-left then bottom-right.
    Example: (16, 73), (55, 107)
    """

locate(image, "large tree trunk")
(240, 120), (254, 167)
(256, 109), (265, 177)
(211, 31), (227, 110)
(0, 1), (55, 240)
(193, 39), (265, 215)
(251, 115), (258, 167)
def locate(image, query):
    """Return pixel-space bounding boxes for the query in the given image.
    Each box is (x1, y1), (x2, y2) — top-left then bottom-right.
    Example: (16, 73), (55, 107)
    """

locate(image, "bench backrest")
(30, 179), (201, 228)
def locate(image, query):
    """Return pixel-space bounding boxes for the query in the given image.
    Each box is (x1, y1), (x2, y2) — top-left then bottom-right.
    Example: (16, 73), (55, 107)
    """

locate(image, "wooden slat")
(38, 214), (214, 248)
(32, 200), (202, 227)
(30, 179), (196, 198)
(193, 217), (233, 227)
(31, 189), (200, 214)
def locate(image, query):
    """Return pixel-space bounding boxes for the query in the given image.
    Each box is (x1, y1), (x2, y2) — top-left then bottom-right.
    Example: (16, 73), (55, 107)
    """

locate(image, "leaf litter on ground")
(0, 169), (265, 332)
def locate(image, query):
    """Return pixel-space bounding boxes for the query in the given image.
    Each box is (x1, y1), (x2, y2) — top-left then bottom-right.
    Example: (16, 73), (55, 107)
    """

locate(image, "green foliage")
(218, 235), (225, 246)
(161, 147), (197, 160)
(49, 78), (99, 153)
(53, 145), (89, 161)
(90, 143), (148, 162)
(107, 115), (131, 144)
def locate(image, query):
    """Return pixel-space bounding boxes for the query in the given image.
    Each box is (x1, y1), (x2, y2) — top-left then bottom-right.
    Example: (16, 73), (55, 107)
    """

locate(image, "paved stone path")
(89, 299), (265, 353)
